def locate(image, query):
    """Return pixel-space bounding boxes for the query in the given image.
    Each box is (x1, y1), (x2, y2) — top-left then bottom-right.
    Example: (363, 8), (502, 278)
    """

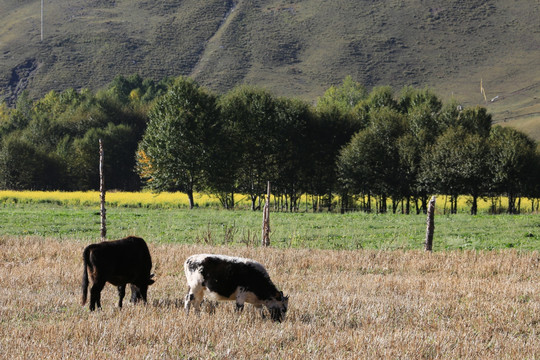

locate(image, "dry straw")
(1, 236), (539, 359)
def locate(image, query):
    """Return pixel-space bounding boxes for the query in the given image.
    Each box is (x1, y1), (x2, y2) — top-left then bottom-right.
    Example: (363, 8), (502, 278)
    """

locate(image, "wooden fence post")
(261, 181), (271, 247)
(99, 139), (106, 242)
(424, 195), (436, 251)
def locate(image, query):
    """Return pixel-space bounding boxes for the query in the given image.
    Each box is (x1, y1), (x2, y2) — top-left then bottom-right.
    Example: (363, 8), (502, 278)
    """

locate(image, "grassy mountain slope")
(1, 0), (539, 138)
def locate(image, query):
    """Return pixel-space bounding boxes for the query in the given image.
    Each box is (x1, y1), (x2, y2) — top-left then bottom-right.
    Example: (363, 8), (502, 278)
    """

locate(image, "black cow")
(81, 236), (155, 311)
(184, 254), (289, 322)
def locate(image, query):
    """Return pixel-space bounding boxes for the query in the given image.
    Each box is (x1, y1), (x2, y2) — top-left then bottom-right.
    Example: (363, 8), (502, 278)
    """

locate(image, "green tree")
(528, 150), (540, 212)
(106, 74), (171, 106)
(338, 107), (406, 213)
(218, 86), (279, 210)
(420, 127), (490, 214)
(273, 97), (313, 211)
(137, 77), (219, 209)
(68, 124), (139, 190)
(456, 106), (492, 137)
(396, 133), (420, 213)
(338, 129), (377, 212)
(308, 103), (362, 212)
(3, 91), (33, 134)
(366, 86), (399, 111)
(436, 100), (462, 134)
(397, 87), (443, 213)
(316, 76), (367, 113)
(398, 86), (442, 115)
(0, 136), (64, 190)
(203, 127), (237, 209)
(488, 126), (537, 214)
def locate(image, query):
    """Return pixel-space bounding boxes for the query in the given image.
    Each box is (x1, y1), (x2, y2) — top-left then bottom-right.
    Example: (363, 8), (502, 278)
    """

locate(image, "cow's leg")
(138, 285), (149, 304)
(185, 285), (204, 315)
(255, 305), (266, 319)
(235, 302), (244, 312)
(184, 292), (193, 314)
(206, 300), (217, 314)
(90, 281), (105, 311)
(235, 290), (246, 312)
(117, 285), (126, 308)
(130, 284), (141, 303)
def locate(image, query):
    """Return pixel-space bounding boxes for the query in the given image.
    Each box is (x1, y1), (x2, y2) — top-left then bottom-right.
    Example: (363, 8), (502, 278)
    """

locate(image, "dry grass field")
(1, 236), (539, 359)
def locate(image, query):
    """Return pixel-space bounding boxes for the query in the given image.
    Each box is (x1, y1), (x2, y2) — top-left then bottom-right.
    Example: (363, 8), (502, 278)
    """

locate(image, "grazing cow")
(184, 254), (289, 322)
(81, 236), (155, 311)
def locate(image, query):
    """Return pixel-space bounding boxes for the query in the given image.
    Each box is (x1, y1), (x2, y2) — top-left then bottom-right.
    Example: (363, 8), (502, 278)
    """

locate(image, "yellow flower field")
(0, 190), (223, 208)
(0, 190), (536, 213)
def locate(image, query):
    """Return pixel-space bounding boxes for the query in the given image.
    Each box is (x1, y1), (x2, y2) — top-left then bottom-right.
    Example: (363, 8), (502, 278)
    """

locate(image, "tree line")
(0, 75), (538, 214)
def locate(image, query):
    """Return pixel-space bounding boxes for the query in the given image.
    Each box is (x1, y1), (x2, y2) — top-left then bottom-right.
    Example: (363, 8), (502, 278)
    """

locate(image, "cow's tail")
(81, 246), (91, 306)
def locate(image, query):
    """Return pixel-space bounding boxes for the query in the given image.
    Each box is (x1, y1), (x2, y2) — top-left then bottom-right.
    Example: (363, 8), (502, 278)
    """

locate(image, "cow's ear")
(148, 279), (155, 285)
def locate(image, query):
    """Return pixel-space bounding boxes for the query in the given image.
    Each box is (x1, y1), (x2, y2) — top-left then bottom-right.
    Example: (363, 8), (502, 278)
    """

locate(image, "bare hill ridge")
(1, 0), (539, 138)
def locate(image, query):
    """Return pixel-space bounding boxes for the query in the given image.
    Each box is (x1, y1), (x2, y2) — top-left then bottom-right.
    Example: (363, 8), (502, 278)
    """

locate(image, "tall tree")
(338, 128), (377, 211)
(218, 86), (278, 210)
(489, 126), (537, 214)
(137, 77), (219, 209)
(338, 107), (406, 213)
(398, 87), (443, 213)
(419, 127), (490, 214)
(308, 104), (362, 211)
(273, 97), (313, 211)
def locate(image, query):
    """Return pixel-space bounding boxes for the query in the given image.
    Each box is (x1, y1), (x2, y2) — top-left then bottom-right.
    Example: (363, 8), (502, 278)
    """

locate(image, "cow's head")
(268, 291), (289, 322)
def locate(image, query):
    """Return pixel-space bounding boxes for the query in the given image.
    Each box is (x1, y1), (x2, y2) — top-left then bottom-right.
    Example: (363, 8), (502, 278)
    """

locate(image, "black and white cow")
(184, 254), (289, 322)
(81, 236), (155, 311)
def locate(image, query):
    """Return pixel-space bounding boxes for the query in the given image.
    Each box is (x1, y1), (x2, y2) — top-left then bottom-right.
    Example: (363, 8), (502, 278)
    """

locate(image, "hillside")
(1, 0), (539, 138)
